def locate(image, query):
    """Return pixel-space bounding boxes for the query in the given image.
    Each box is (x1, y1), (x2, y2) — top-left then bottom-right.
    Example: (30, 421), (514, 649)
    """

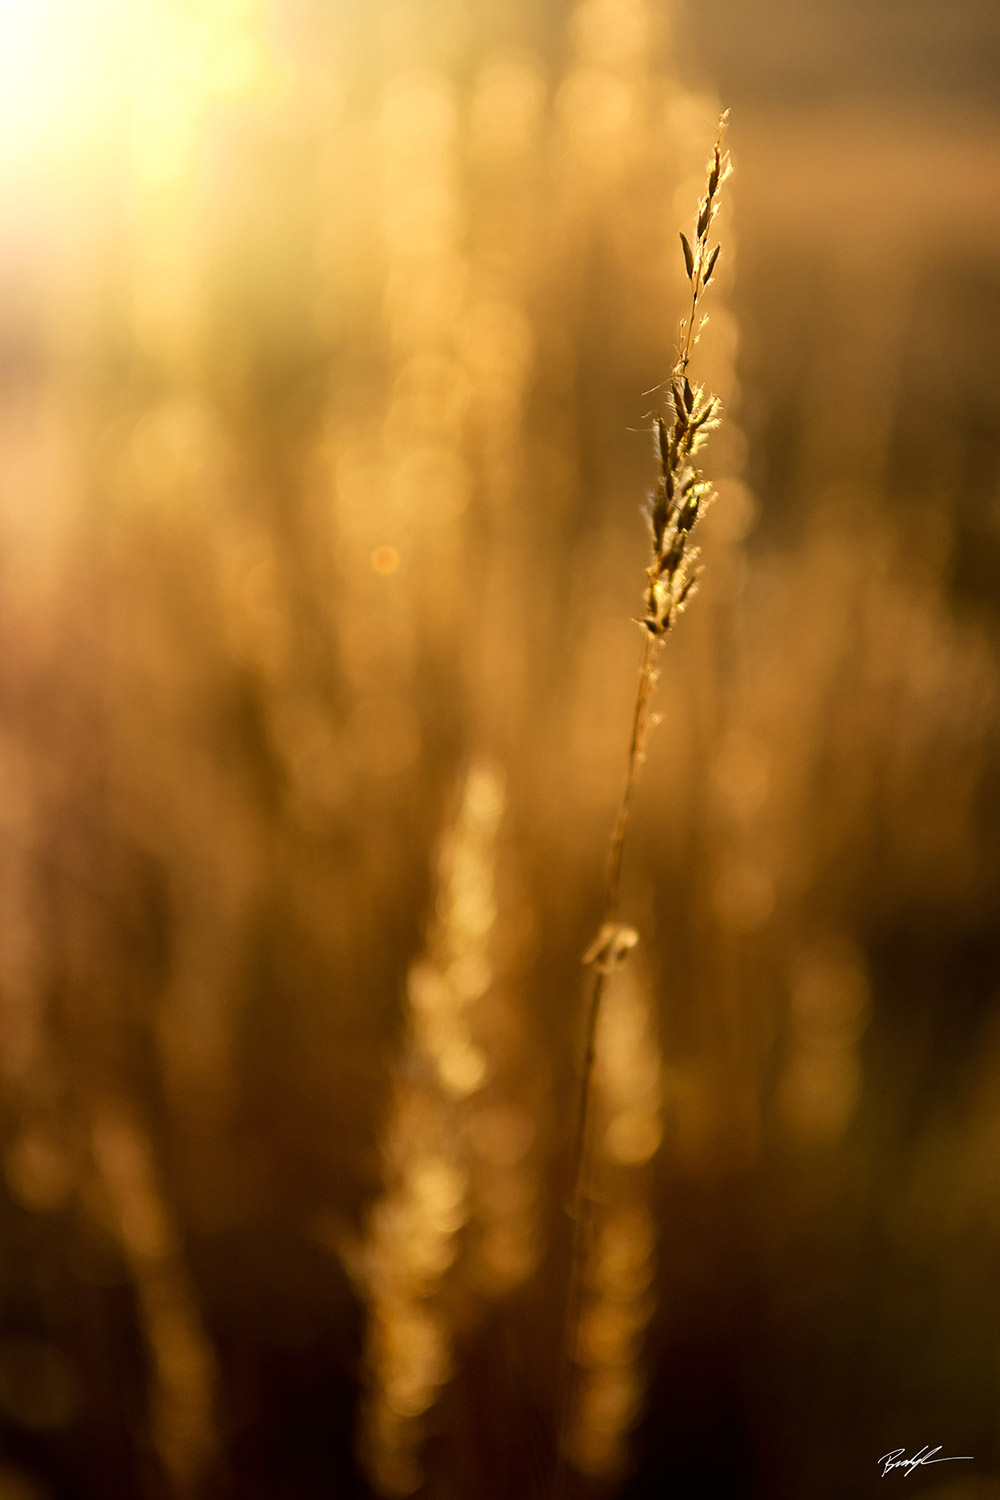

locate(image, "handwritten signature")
(879, 1446), (973, 1478)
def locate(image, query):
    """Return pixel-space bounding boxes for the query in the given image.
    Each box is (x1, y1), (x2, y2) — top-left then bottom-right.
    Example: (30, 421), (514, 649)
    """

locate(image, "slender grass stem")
(552, 636), (659, 1500)
(552, 114), (730, 1500)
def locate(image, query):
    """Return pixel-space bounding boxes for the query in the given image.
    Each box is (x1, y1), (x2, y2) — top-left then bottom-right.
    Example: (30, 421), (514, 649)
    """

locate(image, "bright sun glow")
(0, 0), (128, 173)
(0, 0), (273, 181)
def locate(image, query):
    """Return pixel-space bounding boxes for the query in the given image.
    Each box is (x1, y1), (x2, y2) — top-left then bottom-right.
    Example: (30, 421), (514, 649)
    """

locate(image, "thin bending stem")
(603, 629), (660, 925)
(552, 111), (728, 1497)
(553, 630), (661, 1499)
(572, 627), (660, 1196)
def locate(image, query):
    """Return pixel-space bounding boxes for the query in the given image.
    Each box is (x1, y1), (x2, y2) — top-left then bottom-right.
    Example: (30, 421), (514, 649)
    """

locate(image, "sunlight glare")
(0, 0), (274, 181)
(0, 0), (126, 172)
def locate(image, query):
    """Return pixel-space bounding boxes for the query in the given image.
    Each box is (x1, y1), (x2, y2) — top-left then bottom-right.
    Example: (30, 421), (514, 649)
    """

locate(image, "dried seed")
(678, 498), (699, 532)
(650, 486), (668, 548)
(707, 145), (720, 198)
(671, 383), (688, 426)
(680, 232), (694, 280)
(654, 414), (669, 468)
(677, 572), (700, 608)
(663, 539), (684, 575)
(704, 244), (721, 285)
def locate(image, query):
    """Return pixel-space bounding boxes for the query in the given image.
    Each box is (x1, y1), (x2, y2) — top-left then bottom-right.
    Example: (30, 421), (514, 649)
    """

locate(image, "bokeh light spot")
(372, 545), (400, 575)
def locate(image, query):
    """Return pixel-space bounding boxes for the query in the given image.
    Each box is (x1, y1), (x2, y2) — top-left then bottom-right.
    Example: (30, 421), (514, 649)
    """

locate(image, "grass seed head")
(640, 114), (729, 640)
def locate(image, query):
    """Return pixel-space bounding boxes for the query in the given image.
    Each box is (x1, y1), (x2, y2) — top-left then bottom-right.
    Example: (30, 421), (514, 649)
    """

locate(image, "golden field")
(0, 2), (997, 1497)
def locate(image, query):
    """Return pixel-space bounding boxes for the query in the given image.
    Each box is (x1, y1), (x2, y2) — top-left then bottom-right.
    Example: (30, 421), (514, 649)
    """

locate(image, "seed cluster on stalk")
(643, 119), (729, 637)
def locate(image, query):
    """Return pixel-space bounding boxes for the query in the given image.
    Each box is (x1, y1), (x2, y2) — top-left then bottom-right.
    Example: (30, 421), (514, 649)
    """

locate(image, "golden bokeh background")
(0, 0), (998, 1497)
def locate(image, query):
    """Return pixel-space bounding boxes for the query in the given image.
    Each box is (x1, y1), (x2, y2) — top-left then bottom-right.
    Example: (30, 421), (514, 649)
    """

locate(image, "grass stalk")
(553, 113), (731, 1499)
